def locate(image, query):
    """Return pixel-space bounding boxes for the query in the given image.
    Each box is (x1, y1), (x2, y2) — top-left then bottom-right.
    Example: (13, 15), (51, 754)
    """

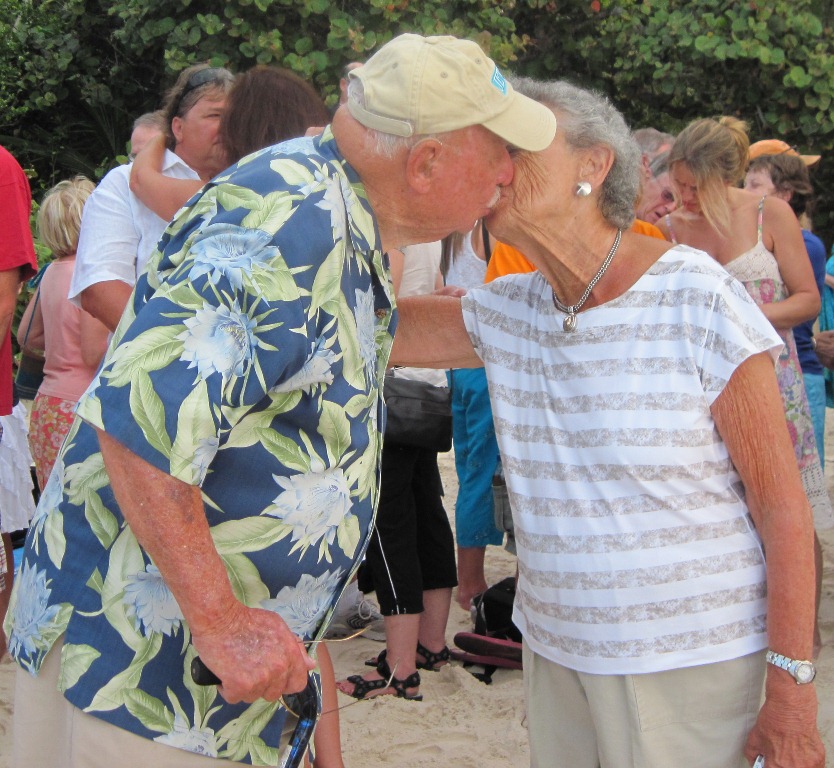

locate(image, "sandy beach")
(1, 443), (834, 767)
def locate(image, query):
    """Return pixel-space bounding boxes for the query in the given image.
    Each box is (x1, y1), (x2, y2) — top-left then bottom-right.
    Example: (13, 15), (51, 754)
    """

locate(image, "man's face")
(637, 171), (676, 223)
(129, 124), (162, 160)
(427, 125), (514, 235)
(171, 95), (228, 180)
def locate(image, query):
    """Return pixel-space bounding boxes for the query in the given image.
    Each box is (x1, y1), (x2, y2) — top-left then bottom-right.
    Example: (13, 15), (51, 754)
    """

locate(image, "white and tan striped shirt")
(462, 245), (782, 674)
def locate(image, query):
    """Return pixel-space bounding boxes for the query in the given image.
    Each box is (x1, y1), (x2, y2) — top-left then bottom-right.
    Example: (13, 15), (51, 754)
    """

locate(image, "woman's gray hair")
(512, 78), (640, 230)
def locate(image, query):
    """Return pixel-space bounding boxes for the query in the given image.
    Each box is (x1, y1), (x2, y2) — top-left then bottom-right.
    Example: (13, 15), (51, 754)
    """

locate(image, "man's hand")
(192, 604), (316, 704)
(814, 331), (834, 369)
(98, 430), (316, 704)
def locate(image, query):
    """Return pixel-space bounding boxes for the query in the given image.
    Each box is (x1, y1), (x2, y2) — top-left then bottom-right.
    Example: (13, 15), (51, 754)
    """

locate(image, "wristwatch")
(766, 650), (816, 684)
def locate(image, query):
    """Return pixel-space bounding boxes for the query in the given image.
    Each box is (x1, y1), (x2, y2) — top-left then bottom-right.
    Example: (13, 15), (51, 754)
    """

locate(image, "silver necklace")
(551, 228), (622, 332)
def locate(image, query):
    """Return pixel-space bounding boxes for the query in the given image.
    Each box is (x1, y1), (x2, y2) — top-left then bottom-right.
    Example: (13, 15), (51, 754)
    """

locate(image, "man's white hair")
(347, 79), (441, 159)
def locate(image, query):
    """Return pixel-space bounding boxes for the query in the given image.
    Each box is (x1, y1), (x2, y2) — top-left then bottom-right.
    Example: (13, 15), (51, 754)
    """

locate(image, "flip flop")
(453, 632), (523, 666)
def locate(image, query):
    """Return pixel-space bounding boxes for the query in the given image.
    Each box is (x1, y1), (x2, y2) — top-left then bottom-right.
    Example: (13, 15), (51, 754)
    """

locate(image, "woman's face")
(485, 112), (575, 242)
(670, 163), (701, 214)
(744, 168), (777, 197)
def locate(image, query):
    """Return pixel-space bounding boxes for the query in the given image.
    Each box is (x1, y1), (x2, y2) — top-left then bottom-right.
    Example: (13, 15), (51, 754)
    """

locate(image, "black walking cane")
(191, 656), (319, 768)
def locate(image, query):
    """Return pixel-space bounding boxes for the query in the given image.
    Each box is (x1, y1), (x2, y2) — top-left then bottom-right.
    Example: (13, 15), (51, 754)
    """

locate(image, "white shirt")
(70, 150), (200, 305)
(395, 241), (446, 387)
(445, 230), (487, 290)
(462, 245), (783, 675)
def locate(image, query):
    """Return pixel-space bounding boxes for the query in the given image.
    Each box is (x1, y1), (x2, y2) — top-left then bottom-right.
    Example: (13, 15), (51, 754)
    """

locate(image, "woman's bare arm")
(17, 286), (45, 353)
(761, 196), (820, 330)
(711, 352), (824, 768)
(129, 134), (202, 221)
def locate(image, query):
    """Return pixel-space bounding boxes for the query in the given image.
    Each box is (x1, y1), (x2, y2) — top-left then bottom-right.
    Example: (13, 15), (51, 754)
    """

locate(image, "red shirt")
(0, 145), (38, 415)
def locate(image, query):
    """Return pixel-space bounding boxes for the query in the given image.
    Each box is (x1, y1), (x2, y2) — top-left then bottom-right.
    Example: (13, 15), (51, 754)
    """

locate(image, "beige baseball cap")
(346, 34), (556, 152)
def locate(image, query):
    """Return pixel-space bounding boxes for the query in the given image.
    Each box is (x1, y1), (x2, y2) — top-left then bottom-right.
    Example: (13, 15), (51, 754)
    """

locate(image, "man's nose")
(498, 151), (515, 186)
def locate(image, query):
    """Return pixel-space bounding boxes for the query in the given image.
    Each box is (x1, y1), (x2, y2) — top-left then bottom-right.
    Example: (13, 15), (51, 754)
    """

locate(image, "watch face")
(796, 661), (816, 684)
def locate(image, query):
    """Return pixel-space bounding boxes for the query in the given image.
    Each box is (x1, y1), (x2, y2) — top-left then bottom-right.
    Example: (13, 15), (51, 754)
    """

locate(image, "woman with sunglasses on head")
(130, 65), (330, 221)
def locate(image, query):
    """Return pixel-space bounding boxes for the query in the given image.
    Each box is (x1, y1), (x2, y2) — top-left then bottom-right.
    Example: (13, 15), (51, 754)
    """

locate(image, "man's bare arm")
(80, 280), (133, 333)
(390, 295), (482, 368)
(97, 430), (315, 703)
(0, 267), (22, 342)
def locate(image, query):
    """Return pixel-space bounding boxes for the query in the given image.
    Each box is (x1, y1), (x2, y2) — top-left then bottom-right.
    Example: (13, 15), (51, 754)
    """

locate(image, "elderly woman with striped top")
(390, 79), (824, 768)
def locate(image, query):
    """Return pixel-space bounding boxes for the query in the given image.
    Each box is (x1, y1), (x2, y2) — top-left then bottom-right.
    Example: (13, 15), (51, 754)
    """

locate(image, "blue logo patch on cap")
(491, 67), (508, 95)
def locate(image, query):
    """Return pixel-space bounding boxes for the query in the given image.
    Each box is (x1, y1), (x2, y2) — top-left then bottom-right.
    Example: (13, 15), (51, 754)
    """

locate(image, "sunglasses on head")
(172, 67), (227, 117)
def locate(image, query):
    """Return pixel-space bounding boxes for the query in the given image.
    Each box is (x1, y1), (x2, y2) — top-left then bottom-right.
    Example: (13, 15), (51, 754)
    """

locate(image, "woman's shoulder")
(653, 243), (733, 283)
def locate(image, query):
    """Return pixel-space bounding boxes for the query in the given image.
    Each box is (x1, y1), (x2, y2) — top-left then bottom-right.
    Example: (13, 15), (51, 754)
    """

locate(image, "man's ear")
(405, 139), (443, 194)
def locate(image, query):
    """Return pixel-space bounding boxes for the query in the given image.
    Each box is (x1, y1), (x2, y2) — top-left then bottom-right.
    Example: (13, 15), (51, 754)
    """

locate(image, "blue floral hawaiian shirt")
(5, 128), (396, 765)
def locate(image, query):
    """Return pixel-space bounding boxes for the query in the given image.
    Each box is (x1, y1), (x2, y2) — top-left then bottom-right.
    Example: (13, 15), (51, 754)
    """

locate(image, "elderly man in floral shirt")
(5, 34), (555, 768)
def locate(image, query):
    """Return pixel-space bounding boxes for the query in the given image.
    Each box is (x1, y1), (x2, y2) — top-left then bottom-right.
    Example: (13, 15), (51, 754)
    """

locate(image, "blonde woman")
(658, 117), (831, 657)
(17, 177), (109, 488)
(659, 119), (828, 518)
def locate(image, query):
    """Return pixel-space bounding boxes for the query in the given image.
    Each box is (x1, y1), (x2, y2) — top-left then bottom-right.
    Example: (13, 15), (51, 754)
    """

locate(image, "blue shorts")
(448, 368), (503, 548)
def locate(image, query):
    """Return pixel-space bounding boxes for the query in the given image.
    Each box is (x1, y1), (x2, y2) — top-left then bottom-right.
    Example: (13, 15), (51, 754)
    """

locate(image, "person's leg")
(359, 445), (423, 617)
(522, 642), (599, 768)
(451, 368), (502, 609)
(456, 547), (487, 609)
(582, 652), (765, 768)
(411, 448), (456, 663)
(336, 445), (424, 699)
(803, 372), (826, 466)
(0, 531), (12, 656)
(310, 644), (344, 768)
(417, 587), (453, 662)
(335, 613), (421, 698)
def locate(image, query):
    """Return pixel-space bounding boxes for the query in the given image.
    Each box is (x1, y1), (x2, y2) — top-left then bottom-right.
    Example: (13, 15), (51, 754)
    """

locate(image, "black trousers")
(359, 443), (457, 615)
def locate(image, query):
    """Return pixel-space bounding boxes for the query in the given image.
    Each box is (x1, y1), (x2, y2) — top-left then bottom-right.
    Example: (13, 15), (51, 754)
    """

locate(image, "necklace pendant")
(563, 312), (577, 332)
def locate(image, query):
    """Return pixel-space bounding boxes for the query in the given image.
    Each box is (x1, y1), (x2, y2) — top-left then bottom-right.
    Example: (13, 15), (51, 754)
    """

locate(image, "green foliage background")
(3, 0), (834, 244)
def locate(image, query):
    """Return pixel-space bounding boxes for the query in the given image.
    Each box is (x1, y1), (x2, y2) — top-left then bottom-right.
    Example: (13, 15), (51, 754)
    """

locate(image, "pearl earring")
(576, 181), (592, 197)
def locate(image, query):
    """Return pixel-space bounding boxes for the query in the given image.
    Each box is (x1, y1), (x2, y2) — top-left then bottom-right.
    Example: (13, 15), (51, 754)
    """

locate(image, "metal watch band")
(765, 650), (816, 684)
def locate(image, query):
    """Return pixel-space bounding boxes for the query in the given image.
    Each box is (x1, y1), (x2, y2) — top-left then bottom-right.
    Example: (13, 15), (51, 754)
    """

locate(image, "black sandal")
(364, 648), (388, 668)
(416, 641), (450, 671)
(364, 643), (450, 671)
(377, 658), (423, 701)
(342, 659), (422, 701)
